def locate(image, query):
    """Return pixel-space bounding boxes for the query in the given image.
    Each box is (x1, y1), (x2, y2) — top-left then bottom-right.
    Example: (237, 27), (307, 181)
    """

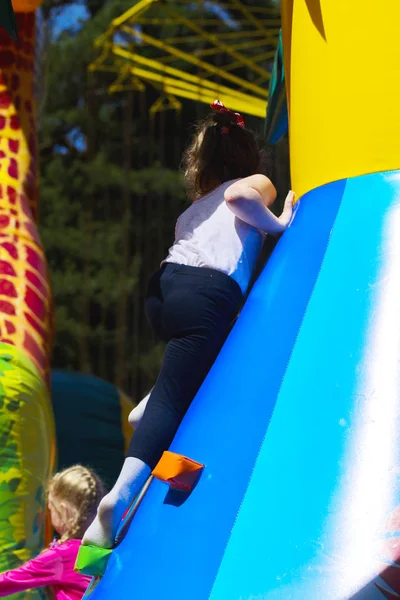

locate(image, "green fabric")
(0, 0), (18, 40)
(75, 545), (112, 577)
(265, 30), (288, 143)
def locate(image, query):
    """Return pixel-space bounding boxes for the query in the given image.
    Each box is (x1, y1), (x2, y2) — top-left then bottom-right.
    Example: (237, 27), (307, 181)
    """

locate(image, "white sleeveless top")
(163, 179), (265, 294)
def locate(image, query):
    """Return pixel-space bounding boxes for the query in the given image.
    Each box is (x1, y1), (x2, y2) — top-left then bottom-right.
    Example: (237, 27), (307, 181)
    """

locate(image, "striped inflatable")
(0, 3), (55, 598)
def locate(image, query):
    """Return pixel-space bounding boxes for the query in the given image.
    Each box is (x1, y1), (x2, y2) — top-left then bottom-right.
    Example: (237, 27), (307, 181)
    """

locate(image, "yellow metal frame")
(90, 0), (280, 117)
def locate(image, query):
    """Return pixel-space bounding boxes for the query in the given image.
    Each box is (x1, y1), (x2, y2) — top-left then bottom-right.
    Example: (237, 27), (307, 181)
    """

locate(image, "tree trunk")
(79, 75), (96, 373)
(115, 90), (133, 389)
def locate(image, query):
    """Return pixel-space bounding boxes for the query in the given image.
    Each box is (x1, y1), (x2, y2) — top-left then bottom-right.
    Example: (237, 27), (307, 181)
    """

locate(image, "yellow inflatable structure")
(281, 0), (400, 199)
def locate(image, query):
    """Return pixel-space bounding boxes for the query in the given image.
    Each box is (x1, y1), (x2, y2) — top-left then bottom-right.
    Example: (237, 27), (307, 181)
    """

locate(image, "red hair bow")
(210, 99), (245, 128)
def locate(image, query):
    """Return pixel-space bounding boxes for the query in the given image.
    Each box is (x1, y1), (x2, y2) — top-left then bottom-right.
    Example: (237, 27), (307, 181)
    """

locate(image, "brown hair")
(48, 465), (105, 542)
(182, 109), (264, 201)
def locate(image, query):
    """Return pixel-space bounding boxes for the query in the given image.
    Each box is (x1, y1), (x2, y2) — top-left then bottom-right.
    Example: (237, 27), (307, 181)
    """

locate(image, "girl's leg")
(128, 389), (152, 429)
(127, 268), (162, 430)
(85, 319), (234, 548)
(83, 265), (242, 548)
(82, 272), (164, 549)
(127, 324), (233, 468)
(128, 265), (243, 468)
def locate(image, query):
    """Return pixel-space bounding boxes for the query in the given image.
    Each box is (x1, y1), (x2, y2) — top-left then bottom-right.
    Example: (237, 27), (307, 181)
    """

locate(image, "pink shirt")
(0, 539), (90, 600)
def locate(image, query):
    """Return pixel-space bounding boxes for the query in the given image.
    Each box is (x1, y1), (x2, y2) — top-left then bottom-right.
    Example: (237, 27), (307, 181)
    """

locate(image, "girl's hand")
(277, 191), (295, 231)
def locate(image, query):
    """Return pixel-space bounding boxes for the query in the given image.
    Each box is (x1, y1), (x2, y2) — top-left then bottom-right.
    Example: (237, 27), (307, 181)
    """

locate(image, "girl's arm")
(225, 175), (294, 235)
(0, 545), (67, 596)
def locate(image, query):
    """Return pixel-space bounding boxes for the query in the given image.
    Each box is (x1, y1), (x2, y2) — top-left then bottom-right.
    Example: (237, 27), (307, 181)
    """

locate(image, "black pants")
(127, 263), (243, 469)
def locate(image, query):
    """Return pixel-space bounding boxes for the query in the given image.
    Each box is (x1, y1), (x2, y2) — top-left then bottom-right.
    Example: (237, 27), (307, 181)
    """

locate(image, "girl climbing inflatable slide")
(77, 1), (400, 598)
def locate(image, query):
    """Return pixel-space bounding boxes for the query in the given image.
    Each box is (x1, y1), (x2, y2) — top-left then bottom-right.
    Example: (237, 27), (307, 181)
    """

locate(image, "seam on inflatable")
(207, 180), (348, 599)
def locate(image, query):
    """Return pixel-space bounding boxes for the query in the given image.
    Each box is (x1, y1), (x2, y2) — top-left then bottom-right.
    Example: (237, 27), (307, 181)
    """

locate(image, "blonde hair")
(48, 465), (105, 542)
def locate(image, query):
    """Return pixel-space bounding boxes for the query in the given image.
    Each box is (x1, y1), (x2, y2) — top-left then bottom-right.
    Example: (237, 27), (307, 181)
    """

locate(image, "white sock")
(82, 457), (151, 548)
(128, 389), (152, 429)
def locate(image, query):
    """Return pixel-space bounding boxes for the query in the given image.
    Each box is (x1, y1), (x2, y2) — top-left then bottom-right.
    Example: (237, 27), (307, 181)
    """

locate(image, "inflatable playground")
(1, 0), (400, 599)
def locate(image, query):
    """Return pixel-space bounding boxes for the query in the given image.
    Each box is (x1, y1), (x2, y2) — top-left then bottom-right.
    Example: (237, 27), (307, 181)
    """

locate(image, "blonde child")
(0, 465), (105, 600)
(83, 100), (294, 549)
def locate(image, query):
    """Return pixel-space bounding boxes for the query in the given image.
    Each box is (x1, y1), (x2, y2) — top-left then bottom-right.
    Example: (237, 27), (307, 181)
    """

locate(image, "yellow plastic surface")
(284, 0), (400, 198)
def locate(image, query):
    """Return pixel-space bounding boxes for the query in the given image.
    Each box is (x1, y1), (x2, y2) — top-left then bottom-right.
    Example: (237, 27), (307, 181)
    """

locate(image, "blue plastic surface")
(210, 172), (400, 599)
(88, 171), (400, 600)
